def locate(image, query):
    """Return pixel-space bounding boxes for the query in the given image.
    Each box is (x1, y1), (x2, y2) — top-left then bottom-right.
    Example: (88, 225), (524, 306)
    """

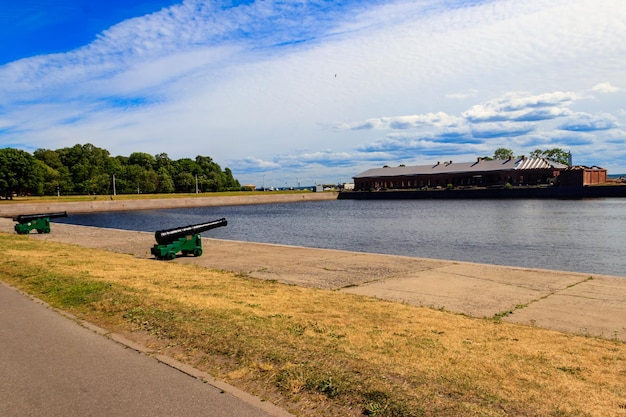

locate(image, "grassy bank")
(1, 232), (625, 416)
(0, 190), (311, 204)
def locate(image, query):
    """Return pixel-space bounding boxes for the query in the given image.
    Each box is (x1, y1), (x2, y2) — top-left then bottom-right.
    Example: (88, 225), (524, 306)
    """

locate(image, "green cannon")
(13, 212), (68, 234)
(151, 218), (228, 260)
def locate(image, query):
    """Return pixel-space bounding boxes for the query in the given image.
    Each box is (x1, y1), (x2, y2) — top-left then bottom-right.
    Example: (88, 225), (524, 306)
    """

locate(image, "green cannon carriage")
(13, 212), (68, 234)
(150, 218), (227, 260)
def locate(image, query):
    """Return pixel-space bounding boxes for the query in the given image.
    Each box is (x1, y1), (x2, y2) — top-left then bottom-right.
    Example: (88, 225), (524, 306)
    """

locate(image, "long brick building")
(353, 157), (605, 191)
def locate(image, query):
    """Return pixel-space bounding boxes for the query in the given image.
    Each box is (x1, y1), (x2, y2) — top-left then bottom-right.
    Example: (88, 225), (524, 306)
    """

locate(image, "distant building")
(559, 166), (607, 186)
(353, 157), (572, 191)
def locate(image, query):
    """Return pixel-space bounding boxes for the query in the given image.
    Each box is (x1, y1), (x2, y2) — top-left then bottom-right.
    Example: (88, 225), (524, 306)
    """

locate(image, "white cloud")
(338, 112), (463, 131)
(462, 92), (577, 122)
(558, 112), (620, 132)
(1, 0), (626, 185)
(592, 82), (621, 93)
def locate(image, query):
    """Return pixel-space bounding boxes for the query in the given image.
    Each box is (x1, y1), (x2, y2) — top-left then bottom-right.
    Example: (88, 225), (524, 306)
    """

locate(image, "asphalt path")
(0, 282), (292, 417)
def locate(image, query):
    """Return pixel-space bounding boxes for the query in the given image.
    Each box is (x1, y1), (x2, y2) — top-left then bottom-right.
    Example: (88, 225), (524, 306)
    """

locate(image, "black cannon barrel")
(13, 211), (68, 223)
(154, 218), (227, 245)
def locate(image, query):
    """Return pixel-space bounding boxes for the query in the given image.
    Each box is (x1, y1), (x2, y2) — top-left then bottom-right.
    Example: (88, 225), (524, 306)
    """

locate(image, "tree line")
(0, 143), (242, 198)
(486, 147), (571, 165)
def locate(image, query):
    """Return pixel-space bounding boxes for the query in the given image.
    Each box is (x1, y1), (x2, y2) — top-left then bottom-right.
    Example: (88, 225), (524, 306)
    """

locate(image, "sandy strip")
(1, 198), (624, 341)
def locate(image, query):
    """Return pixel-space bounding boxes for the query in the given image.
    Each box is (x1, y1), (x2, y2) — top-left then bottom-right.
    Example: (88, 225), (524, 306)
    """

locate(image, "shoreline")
(0, 192), (338, 218)
(1, 212), (624, 341)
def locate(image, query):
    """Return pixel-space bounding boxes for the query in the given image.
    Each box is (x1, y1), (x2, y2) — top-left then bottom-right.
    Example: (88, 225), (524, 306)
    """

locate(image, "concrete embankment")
(339, 185), (626, 200)
(0, 210), (624, 341)
(0, 192), (338, 218)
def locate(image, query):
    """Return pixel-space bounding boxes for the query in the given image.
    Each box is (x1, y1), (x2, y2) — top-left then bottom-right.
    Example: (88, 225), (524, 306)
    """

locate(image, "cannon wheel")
(193, 248), (203, 257)
(167, 251), (177, 260)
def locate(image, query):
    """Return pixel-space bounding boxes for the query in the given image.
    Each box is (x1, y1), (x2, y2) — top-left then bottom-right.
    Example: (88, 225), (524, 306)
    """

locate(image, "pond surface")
(58, 198), (626, 277)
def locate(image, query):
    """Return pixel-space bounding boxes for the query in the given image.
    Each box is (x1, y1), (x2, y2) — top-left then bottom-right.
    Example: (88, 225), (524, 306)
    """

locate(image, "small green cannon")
(151, 218), (227, 260)
(13, 212), (68, 234)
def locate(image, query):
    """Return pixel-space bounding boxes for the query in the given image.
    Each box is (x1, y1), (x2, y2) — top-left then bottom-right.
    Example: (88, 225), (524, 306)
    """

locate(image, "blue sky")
(1, 0), (625, 187)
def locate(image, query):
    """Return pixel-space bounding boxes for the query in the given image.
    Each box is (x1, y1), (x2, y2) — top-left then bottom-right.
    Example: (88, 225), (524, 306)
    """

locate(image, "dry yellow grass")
(1, 232), (625, 417)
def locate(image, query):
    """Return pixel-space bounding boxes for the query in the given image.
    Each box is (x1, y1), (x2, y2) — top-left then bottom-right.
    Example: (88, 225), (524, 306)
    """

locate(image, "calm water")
(56, 199), (626, 277)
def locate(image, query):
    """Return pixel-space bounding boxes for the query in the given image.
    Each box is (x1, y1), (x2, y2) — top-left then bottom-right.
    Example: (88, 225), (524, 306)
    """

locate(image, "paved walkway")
(0, 281), (293, 417)
(1, 217), (625, 341)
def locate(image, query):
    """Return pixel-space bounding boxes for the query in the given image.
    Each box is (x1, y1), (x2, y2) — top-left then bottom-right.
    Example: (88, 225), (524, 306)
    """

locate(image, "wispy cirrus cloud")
(0, 0), (378, 100)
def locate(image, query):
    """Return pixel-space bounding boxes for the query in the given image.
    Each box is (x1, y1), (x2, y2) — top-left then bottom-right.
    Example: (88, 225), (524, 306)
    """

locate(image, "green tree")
(56, 144), (111, 194)
(124, 164), (147, 194)
(3, 143), (241, 196)
(173, 158), (198, 175)
(36, 159), (62, 195)
(0, 148), (43, 198)
(33, 148), (72, 194)
(86, 173), (111, 195)
(529, 148), (571, 165)
(175, 172), (196, 193)
(223, 167), (240, 190)
(202, 171), (222, 192)
(195, 155), (216, 191)
(156, 167), (175, 193)
(493, 148), (515, 160)
(139, 169), (158, 194)
(172, 158), (198, 192)
(194, 155), (240, 191)
(155, 153), (173, 173)
(128, 152), (156, 170)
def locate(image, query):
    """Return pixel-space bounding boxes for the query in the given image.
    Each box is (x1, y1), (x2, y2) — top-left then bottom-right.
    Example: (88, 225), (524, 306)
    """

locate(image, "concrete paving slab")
(558, 275), (626, 302)
(435, 262), (589, 293)
(340, 268), (547, 317)
(341, 262), (598, 317)
(191, 239), (450, 289)
(504, 276), (626, 340)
